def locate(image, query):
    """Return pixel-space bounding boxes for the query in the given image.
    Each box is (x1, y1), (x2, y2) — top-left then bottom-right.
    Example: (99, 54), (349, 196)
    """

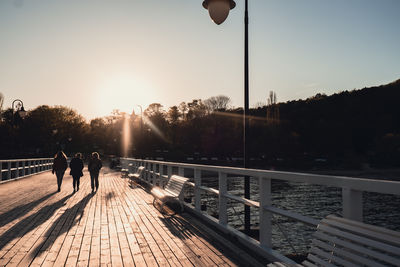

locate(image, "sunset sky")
(1, 0), (399, 120)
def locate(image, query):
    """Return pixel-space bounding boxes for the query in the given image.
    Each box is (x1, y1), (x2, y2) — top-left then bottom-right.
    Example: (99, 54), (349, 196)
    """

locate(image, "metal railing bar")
(264, 206), (319, 227)
(124, 158), (400, 195)
(223, 193), (260, 208)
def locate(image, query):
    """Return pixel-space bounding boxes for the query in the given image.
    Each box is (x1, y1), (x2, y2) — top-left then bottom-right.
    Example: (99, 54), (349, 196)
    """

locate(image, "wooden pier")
(0, 170), (264, 266)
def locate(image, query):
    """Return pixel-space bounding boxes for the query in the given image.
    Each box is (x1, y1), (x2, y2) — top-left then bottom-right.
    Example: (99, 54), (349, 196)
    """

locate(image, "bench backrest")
(305, 215), (400, 267)
(136, 166), (145, 179)
(136, 166), (145, 174)
(164, 175), (188, 198)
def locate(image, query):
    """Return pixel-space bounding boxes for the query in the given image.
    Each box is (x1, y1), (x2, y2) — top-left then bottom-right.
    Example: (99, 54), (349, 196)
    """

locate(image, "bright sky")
(1, 0), (399, 120)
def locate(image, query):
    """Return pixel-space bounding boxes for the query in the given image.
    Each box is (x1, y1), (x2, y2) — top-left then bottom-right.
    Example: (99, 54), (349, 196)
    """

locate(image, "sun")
(94, 74), (155, 117)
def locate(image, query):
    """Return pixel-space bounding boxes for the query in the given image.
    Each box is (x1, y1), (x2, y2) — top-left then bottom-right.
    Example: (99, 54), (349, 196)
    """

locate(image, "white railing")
(0, 158), (53, 182)
(120, 158), (400, 263)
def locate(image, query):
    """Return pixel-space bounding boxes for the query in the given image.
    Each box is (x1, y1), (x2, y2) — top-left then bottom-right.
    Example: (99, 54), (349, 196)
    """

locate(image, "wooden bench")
(121, 168), (129, 178)
(121, 163), (133, 177)
(269, 215), (400, 266)
(150, 175), (188, 214)
(127, 166), (145, 187)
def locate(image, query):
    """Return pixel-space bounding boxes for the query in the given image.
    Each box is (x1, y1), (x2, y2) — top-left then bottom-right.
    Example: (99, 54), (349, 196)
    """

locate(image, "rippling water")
(186, 176), (400, 255)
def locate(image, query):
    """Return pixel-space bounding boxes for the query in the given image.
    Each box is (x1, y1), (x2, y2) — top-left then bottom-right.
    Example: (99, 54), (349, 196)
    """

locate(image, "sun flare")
(95, 74), (155, 117)
(122, 114), (131, 157)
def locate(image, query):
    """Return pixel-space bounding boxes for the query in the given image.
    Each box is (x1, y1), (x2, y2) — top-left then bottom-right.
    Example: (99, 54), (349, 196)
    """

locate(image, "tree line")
(1, 79), (399, 170)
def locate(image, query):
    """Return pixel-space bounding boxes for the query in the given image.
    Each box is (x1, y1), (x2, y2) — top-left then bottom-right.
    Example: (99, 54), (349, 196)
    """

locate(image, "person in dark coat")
(52, 151), (68, 192)
(88, 152), (102, 193)
(69, 152), (84, 192)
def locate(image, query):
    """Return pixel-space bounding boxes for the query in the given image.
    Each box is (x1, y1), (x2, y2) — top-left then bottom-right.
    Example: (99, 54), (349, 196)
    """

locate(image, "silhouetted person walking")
(88, 152), (102, 193)
(52, 151), (68, 192)
(69, 152), (84, 193)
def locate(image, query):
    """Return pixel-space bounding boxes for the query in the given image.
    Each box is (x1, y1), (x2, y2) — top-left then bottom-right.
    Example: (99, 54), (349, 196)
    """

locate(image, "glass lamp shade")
(203, 0), (236, 25)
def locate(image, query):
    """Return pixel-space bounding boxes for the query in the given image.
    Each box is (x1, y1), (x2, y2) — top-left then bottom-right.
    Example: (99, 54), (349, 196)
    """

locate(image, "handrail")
(0, 158), (53, 162)
(122, 158), (400, 195)
(0, 158), (53, 182)
(120, 157), (400, 263)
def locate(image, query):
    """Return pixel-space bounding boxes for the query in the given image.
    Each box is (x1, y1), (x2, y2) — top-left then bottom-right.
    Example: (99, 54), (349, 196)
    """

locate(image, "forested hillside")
(1, 80), (399, 169)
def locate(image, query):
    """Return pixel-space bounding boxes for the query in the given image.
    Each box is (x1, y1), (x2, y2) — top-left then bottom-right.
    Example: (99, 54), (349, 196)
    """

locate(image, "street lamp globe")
(203, 0), (236, 25)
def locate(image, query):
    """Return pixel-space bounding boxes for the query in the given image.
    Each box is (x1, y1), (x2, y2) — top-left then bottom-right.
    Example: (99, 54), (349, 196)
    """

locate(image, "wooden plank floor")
(0, 169), (265, 266)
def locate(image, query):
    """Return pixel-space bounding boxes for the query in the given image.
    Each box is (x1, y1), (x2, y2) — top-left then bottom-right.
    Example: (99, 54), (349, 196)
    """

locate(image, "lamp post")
(202, 0), (251, 233)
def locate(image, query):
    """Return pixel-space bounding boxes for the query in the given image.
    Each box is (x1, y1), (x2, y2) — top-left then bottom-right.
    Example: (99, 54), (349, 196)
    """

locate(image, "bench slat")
(313, 231), (400, 266)
(167, 181), (185, 187)
(306, 253), (337, 267)
(322, 217), (400, 247)
(311, 239), (386, 267)
(166, 185), (184, 192)
(304, 215), (400, 267)
(309, 247), (358, 267)
(317, 224), (400, 256)
(164, 189), (179, 198)
(301, 260), (318, 267)
(327, 215), (400, 239)
(267, 262), (298, 267)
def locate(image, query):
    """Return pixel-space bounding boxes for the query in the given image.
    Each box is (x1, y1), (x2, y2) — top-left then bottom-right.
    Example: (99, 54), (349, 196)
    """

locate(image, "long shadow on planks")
(159, 214), (197, 240)
(0, 193), (73, 251)
(0, 191), (57, 229)
(105, 191), (116, 201)
(25, 192), (94, 263)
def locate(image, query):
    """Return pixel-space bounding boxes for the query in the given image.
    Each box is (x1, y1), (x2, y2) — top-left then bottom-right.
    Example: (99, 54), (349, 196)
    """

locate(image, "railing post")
(342, 187), (363, 222)
(27, 160), (31, 175)
(15, 161), (20, 179)
(194, 169), (202, 211)
(7, 161), (12, 180)
(153, 163), (157, 185)
(149, 163), (153, 184)
(167, 165), (172, 179)
(159, 164), (164, 187)
(156, 163), (159, 186)
(147, 162), (151, 184)
(218, 172), (228, 225)
(178, 167), (184, 176)
(144, 162), (148, 180)
(259, 177), (272, 247)
(22, 160), (26, 177)
(147, 162), (151, 182)
(128, 163), (133, 173)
